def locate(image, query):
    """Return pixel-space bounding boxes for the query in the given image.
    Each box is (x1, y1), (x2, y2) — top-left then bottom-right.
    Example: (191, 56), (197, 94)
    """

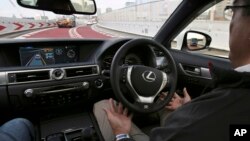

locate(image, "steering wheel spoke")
(136, 95), (155, 103)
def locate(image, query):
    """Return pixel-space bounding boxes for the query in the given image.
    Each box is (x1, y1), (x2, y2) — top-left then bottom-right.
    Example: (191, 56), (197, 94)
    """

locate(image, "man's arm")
(104, 99), (134, 141)
(103, 87), (191, 141)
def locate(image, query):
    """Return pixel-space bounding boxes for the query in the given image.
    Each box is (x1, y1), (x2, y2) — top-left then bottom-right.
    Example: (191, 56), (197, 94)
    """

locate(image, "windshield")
(0, 0), (182, 39)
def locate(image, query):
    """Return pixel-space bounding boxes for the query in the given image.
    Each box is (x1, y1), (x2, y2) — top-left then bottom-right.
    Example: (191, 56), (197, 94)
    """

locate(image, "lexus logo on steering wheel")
(142, 71), (156, 82)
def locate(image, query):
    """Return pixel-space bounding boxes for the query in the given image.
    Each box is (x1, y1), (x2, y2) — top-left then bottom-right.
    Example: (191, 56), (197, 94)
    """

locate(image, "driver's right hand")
(165, 87), (191, 111)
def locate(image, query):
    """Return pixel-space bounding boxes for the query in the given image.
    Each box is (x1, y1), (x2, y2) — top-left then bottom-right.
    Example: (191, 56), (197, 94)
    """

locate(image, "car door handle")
(179, 63), (211, 79)
(179, 64), (201, 76)
(185, 67), (201, 75)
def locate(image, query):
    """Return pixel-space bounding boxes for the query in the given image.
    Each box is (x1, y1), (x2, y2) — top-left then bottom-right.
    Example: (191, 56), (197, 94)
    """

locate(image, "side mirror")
(182, 31), (212, 51)
(17, 0), (96, 15)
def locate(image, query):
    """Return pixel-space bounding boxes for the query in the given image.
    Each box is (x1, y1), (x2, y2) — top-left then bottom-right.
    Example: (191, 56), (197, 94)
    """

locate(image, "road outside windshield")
(0, 0), (182, 39)
(0, 0), (231, 58)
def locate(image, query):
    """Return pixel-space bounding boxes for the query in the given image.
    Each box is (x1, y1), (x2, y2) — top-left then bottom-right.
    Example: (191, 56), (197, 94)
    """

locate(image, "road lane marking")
(91, 25), (115, 37)
(69, 26), (83, 38)
(90, 25), (132, 38)
(73, 27), (82, 38)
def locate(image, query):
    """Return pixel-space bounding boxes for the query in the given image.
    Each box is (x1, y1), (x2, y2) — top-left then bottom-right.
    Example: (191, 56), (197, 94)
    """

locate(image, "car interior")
(0, 0), (232, 141)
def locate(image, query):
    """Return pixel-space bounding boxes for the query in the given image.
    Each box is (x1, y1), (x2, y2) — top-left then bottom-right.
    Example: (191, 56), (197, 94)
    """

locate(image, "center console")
(40, 113), (102, 141)
(0, 41), (107, 141)
(0, 65), (101, 110)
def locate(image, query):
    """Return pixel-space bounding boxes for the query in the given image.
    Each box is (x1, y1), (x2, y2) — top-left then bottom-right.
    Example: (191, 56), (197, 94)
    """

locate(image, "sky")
(0, 0), (133, 19)
(96, 0), (132, 12)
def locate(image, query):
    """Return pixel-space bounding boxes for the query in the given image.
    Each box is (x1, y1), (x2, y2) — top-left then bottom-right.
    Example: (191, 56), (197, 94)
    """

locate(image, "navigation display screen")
(20, 46), (79, 66)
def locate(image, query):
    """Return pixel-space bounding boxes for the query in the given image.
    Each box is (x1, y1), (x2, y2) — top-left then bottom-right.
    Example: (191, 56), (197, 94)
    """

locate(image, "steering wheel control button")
(122, 68), (127, 83)
(95, 79), (103, 88)
(163, 67), (171, 73)
(52, 69), (65, 80)
(24, 89), (34, 98)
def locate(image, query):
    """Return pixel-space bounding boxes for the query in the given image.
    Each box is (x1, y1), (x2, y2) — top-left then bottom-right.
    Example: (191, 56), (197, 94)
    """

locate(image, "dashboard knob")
(24, 89), (34, 98)
(95, 79), (103, 88)
(52, 69), (65, 80)
(82, 82), (90, 89)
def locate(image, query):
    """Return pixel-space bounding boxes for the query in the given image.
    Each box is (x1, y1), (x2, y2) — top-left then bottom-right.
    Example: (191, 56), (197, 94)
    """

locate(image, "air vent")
(8, 71), (50, 83)
(65, 66), (98, 78)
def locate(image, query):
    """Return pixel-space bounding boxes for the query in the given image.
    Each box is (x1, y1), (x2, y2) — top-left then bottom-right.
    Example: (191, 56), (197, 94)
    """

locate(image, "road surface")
(16, 25), (113, 39)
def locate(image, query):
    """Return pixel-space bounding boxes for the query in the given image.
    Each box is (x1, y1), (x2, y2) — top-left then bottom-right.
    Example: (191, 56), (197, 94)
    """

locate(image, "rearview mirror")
(182, 31), (211, 51)
(17, 0), (96, 15)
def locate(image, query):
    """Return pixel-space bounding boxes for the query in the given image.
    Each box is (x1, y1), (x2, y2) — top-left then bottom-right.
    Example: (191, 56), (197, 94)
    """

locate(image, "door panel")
(169, 49), (231, 98)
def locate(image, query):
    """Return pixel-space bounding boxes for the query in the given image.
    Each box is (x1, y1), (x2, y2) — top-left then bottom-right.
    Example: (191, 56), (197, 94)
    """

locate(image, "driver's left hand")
(104, 98), (133, 135)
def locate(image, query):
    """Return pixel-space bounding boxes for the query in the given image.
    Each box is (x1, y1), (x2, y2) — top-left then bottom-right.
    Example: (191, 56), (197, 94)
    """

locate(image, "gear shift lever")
(81, 127), (97, 141)
(46, 133), (65, 141)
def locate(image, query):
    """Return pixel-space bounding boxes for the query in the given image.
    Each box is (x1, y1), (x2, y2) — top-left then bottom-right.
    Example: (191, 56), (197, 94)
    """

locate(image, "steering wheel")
(110, 38), (177, 113)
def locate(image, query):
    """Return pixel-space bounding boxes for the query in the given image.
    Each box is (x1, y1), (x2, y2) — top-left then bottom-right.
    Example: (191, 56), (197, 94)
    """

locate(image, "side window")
(172, 0), (231, 58)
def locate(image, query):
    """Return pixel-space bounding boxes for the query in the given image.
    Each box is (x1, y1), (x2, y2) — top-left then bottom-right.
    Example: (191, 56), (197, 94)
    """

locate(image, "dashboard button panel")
(23, 81), (90, 106)
(0, 65), (99, 85)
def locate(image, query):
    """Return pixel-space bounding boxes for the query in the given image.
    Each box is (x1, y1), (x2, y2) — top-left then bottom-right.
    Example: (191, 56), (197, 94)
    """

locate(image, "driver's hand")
(165, 87), (191, 110)
(104, 98), (132, 135)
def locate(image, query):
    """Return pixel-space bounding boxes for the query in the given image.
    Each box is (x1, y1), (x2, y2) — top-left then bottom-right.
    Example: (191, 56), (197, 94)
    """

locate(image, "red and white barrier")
(0, 17), (56, 36)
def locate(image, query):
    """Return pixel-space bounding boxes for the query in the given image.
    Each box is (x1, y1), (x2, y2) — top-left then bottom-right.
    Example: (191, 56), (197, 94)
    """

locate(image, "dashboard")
(0, 39), (161, 111)
(0, 38), (218, 118)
